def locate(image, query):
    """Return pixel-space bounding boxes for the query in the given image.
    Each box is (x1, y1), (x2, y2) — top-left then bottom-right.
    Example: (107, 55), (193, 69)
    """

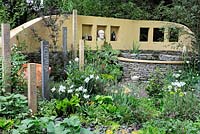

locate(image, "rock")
(159, 54), (182, 61)
(131, 76), (139, 81)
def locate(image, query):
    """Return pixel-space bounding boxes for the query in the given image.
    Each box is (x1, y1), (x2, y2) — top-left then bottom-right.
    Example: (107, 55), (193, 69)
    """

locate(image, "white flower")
(90, 74), (94, 79)
(186, 61), (189, 64)
(75, 57), (79, 62)
(96, 75), (99, 80)
(183, 92), (187, 95)
(168, 85), (172, 90)
(178, 70), (182, 73)
(179, 82), (186, 87)
(171, 81), (178, 86)
(70, 85), (74, 89)
(67, 89), (73, 93)
(59, 85), (66, 93)
(76, 86), (83, 92)
(75, 93), (79, 97)
(69, 61), (72, 64)
(51, 87), (56, 92)
(84, 77), (90, 83)
(82, 88), (87, 93)
(171, 81), (186, 87)
(83, 94), (90, 99)
(173, 73), (180, 78)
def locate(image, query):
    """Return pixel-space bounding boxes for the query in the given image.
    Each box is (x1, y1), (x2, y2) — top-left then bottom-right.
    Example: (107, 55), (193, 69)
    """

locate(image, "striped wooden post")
(28, 63), (37, 114)
(72, 10), (77, 58)
(1, 24), (11, 92)
(79, 40), (84, 71)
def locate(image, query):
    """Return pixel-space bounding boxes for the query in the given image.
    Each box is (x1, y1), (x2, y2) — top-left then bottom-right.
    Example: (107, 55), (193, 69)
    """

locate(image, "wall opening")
(110, 26), (119, 41)
(153, 28), (164, 42)
(140, 28), (149, 42)
(97, 25), (107, 41)
(82, 24), (93, 41)
(169, 27), (179, 42)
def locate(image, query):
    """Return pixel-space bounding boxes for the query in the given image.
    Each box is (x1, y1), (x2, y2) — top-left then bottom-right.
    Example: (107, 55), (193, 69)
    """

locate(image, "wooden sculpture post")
(1, 24), (11, 92)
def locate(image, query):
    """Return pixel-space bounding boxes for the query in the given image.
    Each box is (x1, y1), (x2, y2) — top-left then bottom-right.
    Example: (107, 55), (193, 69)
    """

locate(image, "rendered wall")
(0, 15), (194, 53)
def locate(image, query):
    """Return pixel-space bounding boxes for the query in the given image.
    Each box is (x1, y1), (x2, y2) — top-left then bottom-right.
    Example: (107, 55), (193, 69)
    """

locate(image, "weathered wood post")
(1, 24), (11, 92)
(72, 9), (77, 59)
(28, 63), (37, 114)
(79, 40), (84, 71)
(62, 27), (67, 71)
(41, 40), (49, 100)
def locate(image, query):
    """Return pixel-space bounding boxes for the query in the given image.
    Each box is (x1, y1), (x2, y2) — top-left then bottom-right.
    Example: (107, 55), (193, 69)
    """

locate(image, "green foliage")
(145, 69), (165, 98)
(0, 0), (31, 29)
(0, 118), (14, 132)
(94, 95), (113, 105)
(162, 92), (200, 121)
(60, 0), (149, 19)
(85, 43), (122, 84)
(131, 41), (141, 54)
(55, 95), (80, 116)
(10, 43), (27, 93)
(0, 94), (29, 119)
(66, 59), (101, 94)
(139, 125), (165, 134)
(12, 116), (91, 134)
(64, 43), (122, 98)
(37, 100), (57, 117)
(134, 98), (160, 123)
(0, 43), (27, 94)
(143, 119), (200, 134)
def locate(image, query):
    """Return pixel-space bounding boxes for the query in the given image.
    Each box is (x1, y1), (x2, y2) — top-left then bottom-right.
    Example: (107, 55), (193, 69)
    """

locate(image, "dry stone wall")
(119, 61), (183, 81)
(119, 52), (183, 81)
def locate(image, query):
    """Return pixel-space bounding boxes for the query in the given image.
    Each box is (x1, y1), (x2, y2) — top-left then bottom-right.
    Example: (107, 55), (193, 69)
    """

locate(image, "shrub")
(145, 69), (165, 98)
(143, 119), (200, 134)
(0, 43), (27, 94)
(12, 116), (92, 134)
(0, 94), (29, 119)
(162, 92), (200, 121)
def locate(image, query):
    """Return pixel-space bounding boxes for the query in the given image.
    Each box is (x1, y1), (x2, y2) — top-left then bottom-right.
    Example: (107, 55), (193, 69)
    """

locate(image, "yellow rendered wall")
(0, 15), (194, 53)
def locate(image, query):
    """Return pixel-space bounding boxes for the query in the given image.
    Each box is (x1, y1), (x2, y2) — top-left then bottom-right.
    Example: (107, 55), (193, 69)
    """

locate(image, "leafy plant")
(10, 43), (27, 93)
(131, 41), (141, 54)
(37, 100), (57, 117)
(12, 116), (91, 134)
(145, 69), (165, 98)
(55, 95), (80, 116)
(162, 92), (200, 121)
(143, 119), (200, 134)
(0, 118), (14, 132)
(0, 43), (27, 94)
(95, 95), (113, 105)
(0, 93), (29, 119)
(134, 98), (160, 123)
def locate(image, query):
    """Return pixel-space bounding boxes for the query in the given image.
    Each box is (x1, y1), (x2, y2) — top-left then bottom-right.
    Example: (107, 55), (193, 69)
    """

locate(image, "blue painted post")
(41, 40), (49, 100)
(63, 27), (67, 70)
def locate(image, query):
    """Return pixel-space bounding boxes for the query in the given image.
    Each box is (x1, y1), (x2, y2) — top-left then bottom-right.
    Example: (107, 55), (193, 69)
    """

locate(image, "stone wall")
(118, 55), (183, 82)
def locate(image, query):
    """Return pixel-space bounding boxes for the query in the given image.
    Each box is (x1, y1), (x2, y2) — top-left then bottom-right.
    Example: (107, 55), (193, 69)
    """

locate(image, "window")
(153, 28), (164, 42)
(82, 24), (93, 41)
(140, 28), (149, 42)
(110, 26), (120, 41)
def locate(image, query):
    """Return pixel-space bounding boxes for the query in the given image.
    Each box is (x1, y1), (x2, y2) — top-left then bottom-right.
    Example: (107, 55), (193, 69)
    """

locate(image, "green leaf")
(47, 121), (55, 133)
(80, 128), (93, 134)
